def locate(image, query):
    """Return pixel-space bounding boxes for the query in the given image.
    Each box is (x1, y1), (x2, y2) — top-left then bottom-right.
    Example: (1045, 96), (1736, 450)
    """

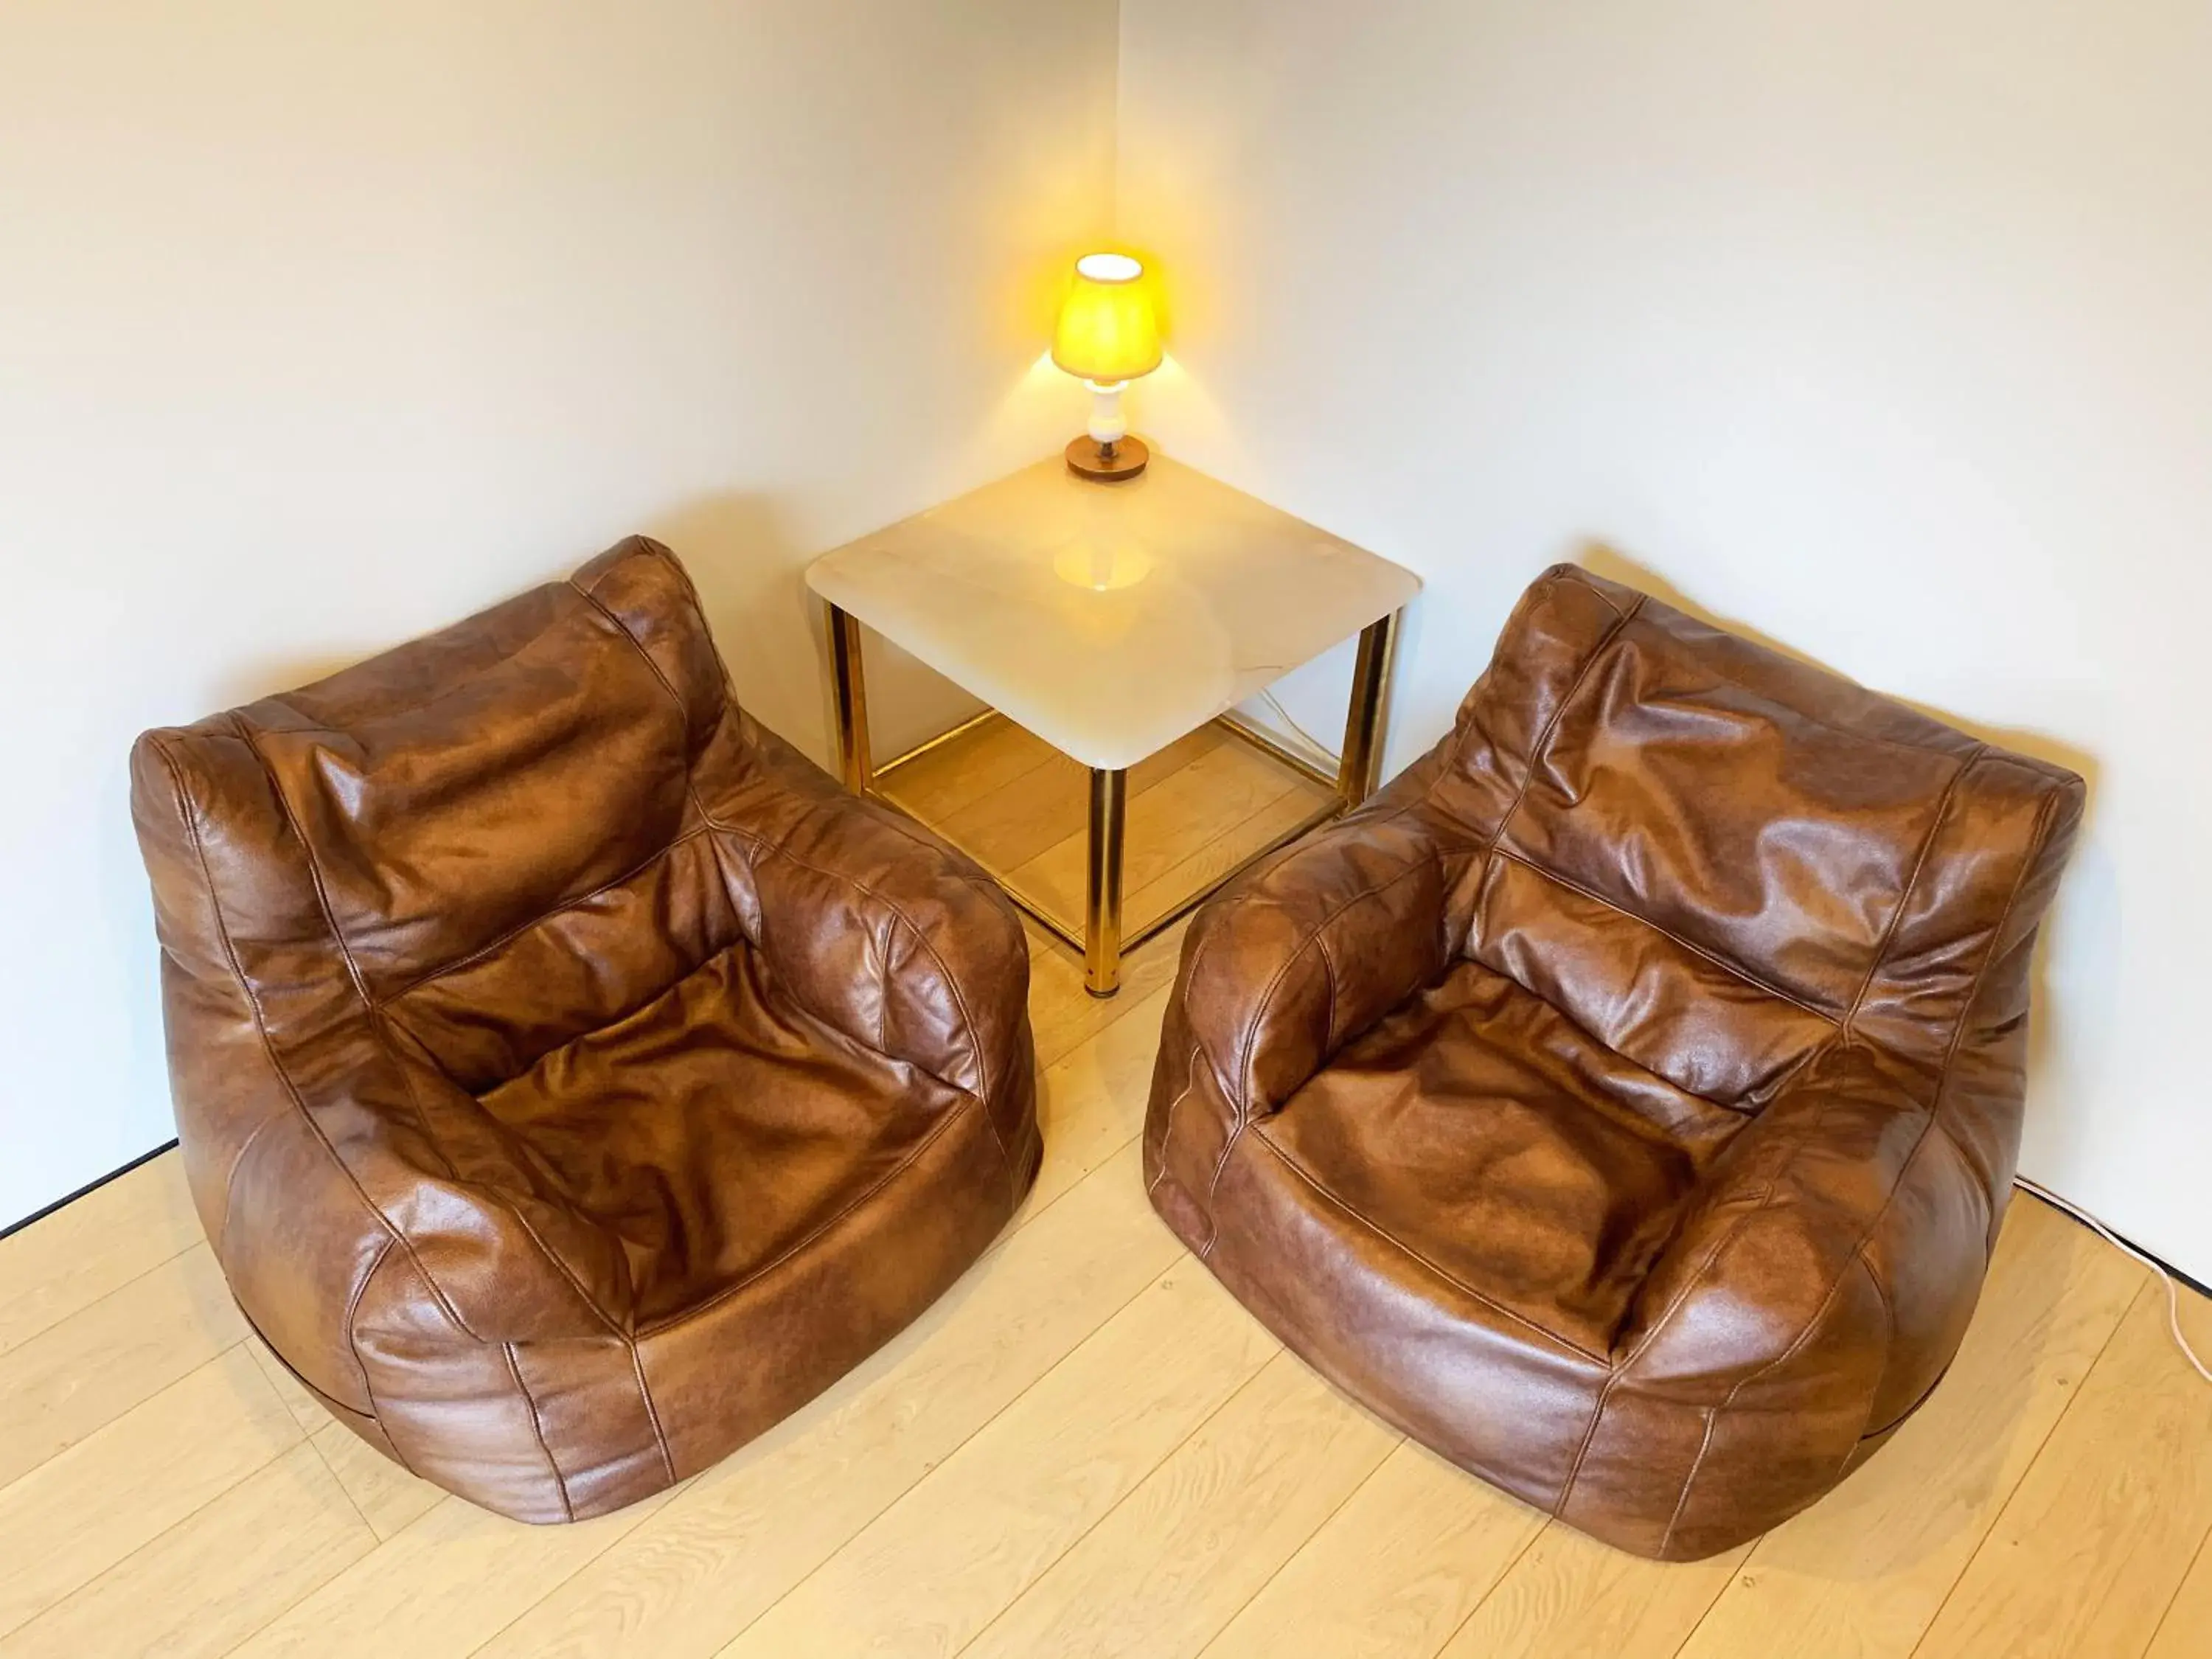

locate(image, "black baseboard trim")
(2017, 1186), (2211, 1301)
(1, 1140), (182, 1243)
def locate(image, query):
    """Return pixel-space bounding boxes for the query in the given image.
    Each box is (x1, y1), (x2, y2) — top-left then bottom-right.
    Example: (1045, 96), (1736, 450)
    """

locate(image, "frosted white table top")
(806, 456), (1421, 771)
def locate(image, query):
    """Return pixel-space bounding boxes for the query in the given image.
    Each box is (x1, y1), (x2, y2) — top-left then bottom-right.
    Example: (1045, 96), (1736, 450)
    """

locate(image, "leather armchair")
(131, 538), (1038, 1523)
(1146, 563), (2082, 1560)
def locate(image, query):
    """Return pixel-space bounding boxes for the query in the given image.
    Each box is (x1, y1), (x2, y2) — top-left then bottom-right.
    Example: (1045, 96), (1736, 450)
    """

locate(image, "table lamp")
(1052, 253), (1162, 481)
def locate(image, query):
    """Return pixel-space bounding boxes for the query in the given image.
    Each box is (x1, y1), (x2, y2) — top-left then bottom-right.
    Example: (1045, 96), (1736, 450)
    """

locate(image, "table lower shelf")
(868, 710), (1342, 973)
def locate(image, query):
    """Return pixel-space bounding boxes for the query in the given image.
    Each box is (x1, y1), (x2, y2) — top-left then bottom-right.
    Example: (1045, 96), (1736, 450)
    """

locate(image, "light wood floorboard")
(1197, 1439), (1548, 1659)
(1911, 1276), (2212, 1659)
(961, 1351), (1399, 1659)
(0, 1152), (200, 1360)
(0, 715), (2205, 1657)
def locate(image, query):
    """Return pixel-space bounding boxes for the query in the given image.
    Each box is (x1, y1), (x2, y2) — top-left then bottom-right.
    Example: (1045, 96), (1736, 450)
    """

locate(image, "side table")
(804, 454), (1421, 995)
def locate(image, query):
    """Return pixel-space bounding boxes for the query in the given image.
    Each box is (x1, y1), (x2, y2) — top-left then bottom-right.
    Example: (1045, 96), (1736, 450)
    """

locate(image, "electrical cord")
(2014, 1174), (2211, 1384)
(1259, 689), (1340, 772)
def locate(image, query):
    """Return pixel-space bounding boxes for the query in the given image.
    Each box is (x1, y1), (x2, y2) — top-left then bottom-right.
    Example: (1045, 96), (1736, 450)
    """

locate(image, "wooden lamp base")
(1065, 434), (1149, 481)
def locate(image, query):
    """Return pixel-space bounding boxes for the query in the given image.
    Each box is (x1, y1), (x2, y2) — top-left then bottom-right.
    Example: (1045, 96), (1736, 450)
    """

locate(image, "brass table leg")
(1336, 610), (1401, 807)
(1084, 767), (1128, 997)
(826, 602), (872, 793)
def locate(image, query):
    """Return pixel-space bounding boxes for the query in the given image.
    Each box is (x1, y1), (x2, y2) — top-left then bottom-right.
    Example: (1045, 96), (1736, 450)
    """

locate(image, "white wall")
(0, 0), (1117, 1228)
(1119, 3), (2212, 1276)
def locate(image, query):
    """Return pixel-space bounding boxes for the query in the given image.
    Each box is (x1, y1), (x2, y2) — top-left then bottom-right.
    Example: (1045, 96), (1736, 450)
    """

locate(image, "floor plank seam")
(415, 1133), (1165, 1657)
(1431, 1515), (1557, 1656)
(5, 1340), (304, 1648)
(233, 1121), (1166, 1659)
(693, 1251), (1183, 1656)
(2140, 1517), (2212, 1659)
(1122, 783), (1310, 937)
(943, 1340), (1291, 1659)
(1663, 1546), (1753, 1659)
(299, 1425), (380, 1540)
(1899, 1271), (2154, 1659)
(0, 1231), (206, 1367)
(1189, 1426), (1413, 1659)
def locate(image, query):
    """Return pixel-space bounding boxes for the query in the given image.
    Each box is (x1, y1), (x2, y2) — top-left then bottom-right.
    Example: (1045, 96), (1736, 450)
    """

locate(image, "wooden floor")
(4, 720), (2210, 1658)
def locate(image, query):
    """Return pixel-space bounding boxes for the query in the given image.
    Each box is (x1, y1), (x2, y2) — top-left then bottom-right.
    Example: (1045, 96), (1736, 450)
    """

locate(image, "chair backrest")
(1439, 565), (2082, 1110)
(134, 538), (751, 1093)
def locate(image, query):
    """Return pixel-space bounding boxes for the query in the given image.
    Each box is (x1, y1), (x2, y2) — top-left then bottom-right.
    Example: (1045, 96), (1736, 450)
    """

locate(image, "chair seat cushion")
(479, 941), (971, 1326)
(1261, 961), (1741, 1357)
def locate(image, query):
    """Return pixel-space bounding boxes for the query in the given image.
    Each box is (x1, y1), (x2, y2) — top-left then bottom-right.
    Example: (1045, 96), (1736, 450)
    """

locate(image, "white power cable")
(1259, 689), (1340, 771)
(2014, 1175), (2211, 1385)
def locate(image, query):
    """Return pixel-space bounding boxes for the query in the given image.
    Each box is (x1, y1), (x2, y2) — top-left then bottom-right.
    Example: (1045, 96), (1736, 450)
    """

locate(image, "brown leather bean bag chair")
(1146, 563), (2083, 1561)
(131, 538), (1039, 1523)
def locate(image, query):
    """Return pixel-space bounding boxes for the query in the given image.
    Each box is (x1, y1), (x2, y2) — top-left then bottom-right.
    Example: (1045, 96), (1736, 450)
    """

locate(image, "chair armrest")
(1145, 757), (1455, 1245)
(1557, 1034), (2011, 1555)
(708, 717), (1034, 1161)
(1621, 1037), (1988, 1383)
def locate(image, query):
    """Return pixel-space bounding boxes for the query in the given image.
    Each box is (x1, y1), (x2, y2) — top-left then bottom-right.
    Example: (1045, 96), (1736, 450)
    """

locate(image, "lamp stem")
(1086, 380), (1128, 452)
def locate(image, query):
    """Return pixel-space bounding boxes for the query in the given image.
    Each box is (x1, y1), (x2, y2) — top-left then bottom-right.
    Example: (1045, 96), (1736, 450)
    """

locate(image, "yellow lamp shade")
(1051, 253), (1161, 385)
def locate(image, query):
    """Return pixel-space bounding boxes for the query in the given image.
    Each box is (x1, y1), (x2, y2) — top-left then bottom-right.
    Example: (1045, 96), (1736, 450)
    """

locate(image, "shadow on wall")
(644, 493), (984, 771)
(205, 654), (383, 712)
(1575, 541), (2104, 1113)
(640, 492), (824, 757)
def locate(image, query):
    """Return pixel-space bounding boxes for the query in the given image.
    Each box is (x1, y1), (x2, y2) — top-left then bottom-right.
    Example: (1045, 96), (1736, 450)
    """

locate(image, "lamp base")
(1065, 434), (1149, 482)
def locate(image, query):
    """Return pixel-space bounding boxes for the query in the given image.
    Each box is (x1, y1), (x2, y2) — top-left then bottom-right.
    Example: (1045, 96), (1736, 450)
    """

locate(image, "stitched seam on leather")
(1727, 785), (2063, 1450)
(716, 821), (997, 1106)
(1444, 569), (1573, 775)
(1249, 1128), (1607, 1363)
(1847, 1253), (1896, 1451)
(573, 557), (1023, 1207)
(226, 720), (467, 1206)
(145, 734), (487, 1347)
(564, 566), (734, 935)
(877, 913), (892, 1054)
(1196, 854), (1444, 1248)
(1234, 855), (1441, 1123)
(1146, 1043), (1206, 1200)
(343, 1237), (408, 1470)
(1482, 592), (1646, 864)
(1658, 1408), (1723, 1559)
(1861, 1327), (1955, 1442)
(1455, 950), (1742, 1127)
(894, 908), (1020, 1202)
(376, 1006), (625, 1338)
(504, 1342), (574, 1522)
(568, 571), (690, 709)
(212, 1108), (279, 1262)
(1312, 925), (1340, 1057)
(378, 826), (710, 1006)
(1770, 786), (2062, 1377)
(1554, 1162), (1792, 1517)
(630, 1338), (678, 1486)
(228, 716), (381, 1021)
(1599, 785), (2061, 1527)
(1654, 1238), (1864, 1556)
(1174, 908), (1234, 1110)
(1562, 566), (1630, 622)
(1489, 845), (1840, 1024)
(1840, 745), (1986, 1032)
(635, 1091), (979, 1337)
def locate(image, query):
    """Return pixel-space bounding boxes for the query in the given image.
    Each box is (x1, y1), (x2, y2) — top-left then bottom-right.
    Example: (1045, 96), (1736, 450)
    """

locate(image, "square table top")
(804, 455), (1421, 771)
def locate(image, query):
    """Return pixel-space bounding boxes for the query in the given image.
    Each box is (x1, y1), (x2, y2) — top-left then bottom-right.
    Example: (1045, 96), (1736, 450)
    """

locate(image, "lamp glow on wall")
(1053, 253), (1161, 481)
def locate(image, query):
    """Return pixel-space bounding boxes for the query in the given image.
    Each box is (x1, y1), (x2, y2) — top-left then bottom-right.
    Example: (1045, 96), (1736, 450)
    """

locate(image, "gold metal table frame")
(824, 603), (1402, 997)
